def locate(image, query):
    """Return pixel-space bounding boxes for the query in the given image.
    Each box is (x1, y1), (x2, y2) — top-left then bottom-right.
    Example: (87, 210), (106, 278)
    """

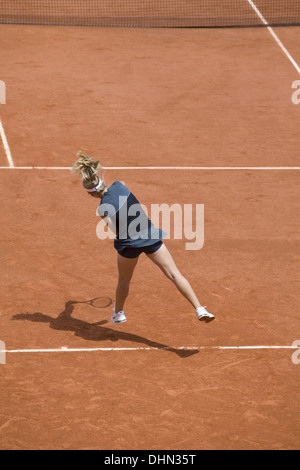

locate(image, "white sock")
(113, 308), (123, 315)
(196, 306), (204, 313)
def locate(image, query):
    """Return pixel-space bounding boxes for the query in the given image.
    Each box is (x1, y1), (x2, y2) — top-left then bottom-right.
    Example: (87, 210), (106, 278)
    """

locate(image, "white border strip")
(247, 0), (300, 75)
(4, 345), (298, 353)
(0, 120), (14, 167)
(0, 166), (299, 171)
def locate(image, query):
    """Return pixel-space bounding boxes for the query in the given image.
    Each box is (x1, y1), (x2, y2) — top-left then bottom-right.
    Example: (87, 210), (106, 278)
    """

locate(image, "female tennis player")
(72, 152), (215, 324)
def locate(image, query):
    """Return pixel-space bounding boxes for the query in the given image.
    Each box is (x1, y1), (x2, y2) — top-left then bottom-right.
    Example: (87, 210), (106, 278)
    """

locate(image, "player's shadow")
(12, 300), (199, 359)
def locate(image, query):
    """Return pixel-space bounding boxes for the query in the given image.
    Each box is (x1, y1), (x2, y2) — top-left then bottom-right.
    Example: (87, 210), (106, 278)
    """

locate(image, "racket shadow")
(12, 300), (199, 359)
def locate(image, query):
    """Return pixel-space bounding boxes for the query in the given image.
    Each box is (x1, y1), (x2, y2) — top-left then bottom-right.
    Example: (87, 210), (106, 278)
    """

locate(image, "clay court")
(0, 1), (300, 450)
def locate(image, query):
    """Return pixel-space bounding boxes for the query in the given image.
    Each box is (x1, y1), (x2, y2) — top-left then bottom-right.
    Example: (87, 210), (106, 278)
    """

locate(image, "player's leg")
(114, 253), (139, 314)
(147, 244), (214, 321)
(147, 244), (201, 309)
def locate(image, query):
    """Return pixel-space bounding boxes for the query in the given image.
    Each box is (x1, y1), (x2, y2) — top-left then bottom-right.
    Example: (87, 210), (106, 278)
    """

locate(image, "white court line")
(0, 166), (299, 171)
(0, 120), (14, 167)
(247, 0), (300, 75)
(3, 345), (298, 354)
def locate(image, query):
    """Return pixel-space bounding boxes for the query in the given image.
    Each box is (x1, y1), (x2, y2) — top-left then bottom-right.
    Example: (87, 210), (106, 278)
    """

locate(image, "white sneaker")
(196, 306), (215, 323)
(111, 309), (127, 324)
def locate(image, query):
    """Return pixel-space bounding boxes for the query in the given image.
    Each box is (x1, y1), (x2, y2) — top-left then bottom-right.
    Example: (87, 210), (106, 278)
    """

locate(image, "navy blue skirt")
(115, 240), (163, 259)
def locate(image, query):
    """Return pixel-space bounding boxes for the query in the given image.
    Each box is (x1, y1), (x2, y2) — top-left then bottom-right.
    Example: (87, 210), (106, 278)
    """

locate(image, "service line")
(0, 167), (300, 171)
(3, 345), (298, 354)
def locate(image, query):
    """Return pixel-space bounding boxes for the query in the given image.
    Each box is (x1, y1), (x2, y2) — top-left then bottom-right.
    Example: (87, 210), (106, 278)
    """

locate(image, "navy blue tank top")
(98, 181), (166, 249)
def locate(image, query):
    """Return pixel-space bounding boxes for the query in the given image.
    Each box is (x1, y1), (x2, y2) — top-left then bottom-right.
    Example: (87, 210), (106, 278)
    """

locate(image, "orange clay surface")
(0, 24), (299, 450)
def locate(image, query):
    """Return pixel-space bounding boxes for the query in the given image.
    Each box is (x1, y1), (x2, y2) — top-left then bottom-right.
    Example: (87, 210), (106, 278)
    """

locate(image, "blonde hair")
(72, 151), (107, 195)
